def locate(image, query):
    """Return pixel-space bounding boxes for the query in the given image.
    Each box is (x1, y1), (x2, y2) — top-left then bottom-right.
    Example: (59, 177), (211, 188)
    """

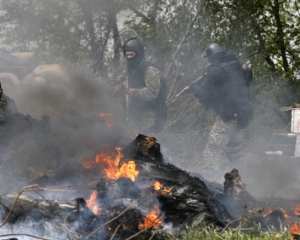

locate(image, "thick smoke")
(0, 60), (132, 201)
(15, 64), (116, 120)
(0, 3), (298, 234)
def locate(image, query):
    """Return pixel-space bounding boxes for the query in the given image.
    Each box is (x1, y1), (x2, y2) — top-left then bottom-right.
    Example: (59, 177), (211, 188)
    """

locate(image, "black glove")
(190, 85), (202, 98)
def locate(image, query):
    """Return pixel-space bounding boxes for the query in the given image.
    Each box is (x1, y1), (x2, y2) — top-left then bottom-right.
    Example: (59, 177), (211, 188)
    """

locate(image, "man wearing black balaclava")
(112, 30), (167, 137)
(189, 43), (253, 183)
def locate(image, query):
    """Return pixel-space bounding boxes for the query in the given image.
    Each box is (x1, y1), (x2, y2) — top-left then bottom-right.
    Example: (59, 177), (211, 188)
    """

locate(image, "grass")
(169, 225), (294, 240)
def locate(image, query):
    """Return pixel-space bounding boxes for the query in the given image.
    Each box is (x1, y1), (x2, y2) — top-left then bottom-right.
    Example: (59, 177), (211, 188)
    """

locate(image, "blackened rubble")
(0, 92), (296, 239)
(121, 135), (235, 227)
(222, 168), (257, 216)
(217, 168), (291, 231)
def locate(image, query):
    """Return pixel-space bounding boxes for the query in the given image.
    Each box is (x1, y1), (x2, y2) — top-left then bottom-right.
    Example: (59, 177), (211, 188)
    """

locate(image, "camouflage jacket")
(113, 61), (162, 115)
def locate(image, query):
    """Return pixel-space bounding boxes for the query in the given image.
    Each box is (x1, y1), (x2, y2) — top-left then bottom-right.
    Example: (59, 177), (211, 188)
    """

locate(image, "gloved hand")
(189, 85), (202, 98)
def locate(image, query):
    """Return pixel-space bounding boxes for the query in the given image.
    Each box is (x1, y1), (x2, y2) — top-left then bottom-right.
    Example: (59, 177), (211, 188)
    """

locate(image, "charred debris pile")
(0, 105), (299, 239)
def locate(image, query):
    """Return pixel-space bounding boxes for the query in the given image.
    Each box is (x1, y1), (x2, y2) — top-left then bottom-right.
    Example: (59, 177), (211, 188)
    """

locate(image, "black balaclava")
(123, 38), (144, 69)
(126, 53), (143, 69)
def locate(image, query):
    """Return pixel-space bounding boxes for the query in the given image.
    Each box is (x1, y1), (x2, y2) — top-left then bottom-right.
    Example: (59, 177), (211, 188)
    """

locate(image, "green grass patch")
(169, 225), (294, 240)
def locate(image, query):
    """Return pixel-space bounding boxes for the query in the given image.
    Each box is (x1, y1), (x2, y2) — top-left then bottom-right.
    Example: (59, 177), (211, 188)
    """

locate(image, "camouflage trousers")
(123, 111), (156, 138)
(201, 116), (243, 182)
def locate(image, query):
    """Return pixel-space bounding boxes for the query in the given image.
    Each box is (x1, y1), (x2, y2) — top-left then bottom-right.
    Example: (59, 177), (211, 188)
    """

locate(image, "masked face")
(125, 51), (142, 68)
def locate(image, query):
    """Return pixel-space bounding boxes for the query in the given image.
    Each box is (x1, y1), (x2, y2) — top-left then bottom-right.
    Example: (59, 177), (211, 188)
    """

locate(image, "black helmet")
(204, 43), (226, 63)
(123, 38), (144, 59)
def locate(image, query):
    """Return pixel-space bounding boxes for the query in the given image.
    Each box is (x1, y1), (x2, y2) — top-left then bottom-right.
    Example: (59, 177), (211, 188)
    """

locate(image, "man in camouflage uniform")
(189, 43), (253, 182)
(113, 30), (167, 137)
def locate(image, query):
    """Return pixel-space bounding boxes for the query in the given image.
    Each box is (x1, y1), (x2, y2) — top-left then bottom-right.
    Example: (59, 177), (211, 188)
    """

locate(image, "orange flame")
(277, 207), (292, 222)
(288, 203), (300, 238)
(139, 205), (162, 229)
(263, 204), (272, 217)
(153, 181), (172, 195)
(99, 112), (114, 127)
(79, 147), (139, 182)
(79, 155), (96, 169)
(162, 188), (172, 195)
(294, 204), (300, 216)
(153, 181), (163, 191)
(289, 222), (300, 238)
(262, 205), (292, 222)
(86, 190), (100, 215)
(260, 203), (300, 239)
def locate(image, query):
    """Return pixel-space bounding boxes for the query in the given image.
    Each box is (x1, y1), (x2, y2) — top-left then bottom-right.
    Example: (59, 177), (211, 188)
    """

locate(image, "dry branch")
(0, 184), (39, 228)
(109, 224), (121, 240)
(124, 224), (156, 240)
(220, 207), (264, 234)
(0, 184), (82, 229)
(163, 0), (207, 80)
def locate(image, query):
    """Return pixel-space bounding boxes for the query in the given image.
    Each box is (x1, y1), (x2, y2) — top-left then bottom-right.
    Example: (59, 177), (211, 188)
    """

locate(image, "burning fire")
(289, 204), (300, 238)
(262, 203), (272, 217)
(162, 188), (172, 195)
(262, 204), (292, 222)
(277, 207), (292, 222)
(260, 203), (300, 238)
(139, 205), (162, 229)
(294, 204), (300, 216)
(99, 112), (114, 127)
(79, 147), (139, 182)
(153, 181), (172, 195)
(289, 222), (300, 238)
(86, 190), (100, 215)
(154, 181), (163, 190)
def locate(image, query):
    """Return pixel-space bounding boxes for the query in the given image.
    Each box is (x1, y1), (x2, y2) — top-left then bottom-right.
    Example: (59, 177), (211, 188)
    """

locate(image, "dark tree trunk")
(250, 17), (277, 72)
(269, 0), (289, 72)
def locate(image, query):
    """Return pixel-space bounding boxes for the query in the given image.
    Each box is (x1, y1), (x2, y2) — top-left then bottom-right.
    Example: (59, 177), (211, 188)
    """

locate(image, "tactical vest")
(217, 60), (249, 102)
(216, 59), (254, 128)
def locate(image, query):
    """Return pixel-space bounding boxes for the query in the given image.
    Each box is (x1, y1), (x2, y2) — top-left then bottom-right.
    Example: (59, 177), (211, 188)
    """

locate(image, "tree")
(121, 0), (300, 168)
(0, 0), (299, 169)
(0, 0), (125, 78)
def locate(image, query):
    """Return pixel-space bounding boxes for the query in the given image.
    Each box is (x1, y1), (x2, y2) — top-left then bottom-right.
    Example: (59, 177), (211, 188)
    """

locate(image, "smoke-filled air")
(0, 0), (299, 239)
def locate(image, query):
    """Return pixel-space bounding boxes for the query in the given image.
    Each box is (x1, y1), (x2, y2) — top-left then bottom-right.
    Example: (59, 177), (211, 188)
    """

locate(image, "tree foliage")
(0, 0), (299, 168)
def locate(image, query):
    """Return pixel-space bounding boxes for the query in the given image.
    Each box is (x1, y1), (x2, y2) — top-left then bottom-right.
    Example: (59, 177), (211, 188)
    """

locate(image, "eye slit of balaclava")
(126, 52), (142, 68)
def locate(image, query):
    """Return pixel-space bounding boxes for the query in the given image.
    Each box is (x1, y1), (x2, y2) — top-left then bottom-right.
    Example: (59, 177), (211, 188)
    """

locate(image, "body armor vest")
(215, 55), (253, 128)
